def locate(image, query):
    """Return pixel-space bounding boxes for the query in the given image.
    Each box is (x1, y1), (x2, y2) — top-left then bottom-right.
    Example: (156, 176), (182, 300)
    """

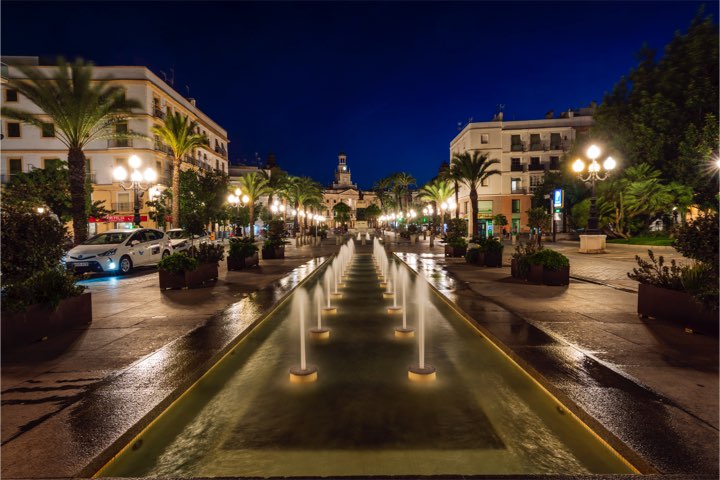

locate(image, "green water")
(99, 253), (634, 477)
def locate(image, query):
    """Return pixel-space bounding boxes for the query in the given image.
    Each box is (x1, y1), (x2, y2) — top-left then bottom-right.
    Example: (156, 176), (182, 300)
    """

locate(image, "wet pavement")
(1, 234), (717, 478)
(388, 234), (718, 476)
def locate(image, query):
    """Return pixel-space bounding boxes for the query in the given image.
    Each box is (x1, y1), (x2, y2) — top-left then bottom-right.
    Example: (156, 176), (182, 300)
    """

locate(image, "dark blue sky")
(2, 1), (713, 188)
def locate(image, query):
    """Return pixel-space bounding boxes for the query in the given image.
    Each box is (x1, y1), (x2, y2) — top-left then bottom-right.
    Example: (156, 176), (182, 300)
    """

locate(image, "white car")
(65, 228), (173, 275)
(166, 228), (210, 253)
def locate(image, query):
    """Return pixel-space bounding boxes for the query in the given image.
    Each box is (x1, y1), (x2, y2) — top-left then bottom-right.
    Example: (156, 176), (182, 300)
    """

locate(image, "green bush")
(527, 249), (570, 271)
(681, 263), (718, 311)
(1, 206), (67, 284)
(2, 267), (85, 313)
(265, 219), (289, 248)
(511, 242), (543, 279)
(480, 237), (504, 254)
(465, 248), (481, 264)
(228, 237), (258, 260)
(627, 250), (683, 290)
(446, 236), (467, 248)
(407, 224), (419, 235)
(673, 213), (718, 267)
(158, 252), (199, 274)
(189, 242), (225, 263)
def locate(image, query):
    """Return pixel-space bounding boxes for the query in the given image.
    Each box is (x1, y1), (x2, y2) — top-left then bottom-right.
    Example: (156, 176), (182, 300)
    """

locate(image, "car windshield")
(84, 232), (131, 245)
(167, 230), (189, 240)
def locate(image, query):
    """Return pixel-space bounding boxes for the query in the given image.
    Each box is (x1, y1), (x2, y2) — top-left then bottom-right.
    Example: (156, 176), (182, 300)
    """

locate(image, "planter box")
(410, 234), (418, 244)
(542, 266), (570, 286)
(528, 264), (544, 284)
(638, 283), (718, 335)
(262, 246), (285, 259)
(227, 252), (259, 270)
(445, 245), (467, 258)
(465, 250), (484, 265)
(159, 263), (219, 289)
(511, 258), (520, 278)
(484, 250), (503, 268)
(1, 292), (92, 349)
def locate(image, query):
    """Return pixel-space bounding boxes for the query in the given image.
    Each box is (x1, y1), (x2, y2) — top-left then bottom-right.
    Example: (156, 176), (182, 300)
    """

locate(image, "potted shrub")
(408, 224), (419, 244)
(1, 205), (91, 348)
(158, 252), (200, 289)
(465, 241), (484, 265)
(481, 237), (504, 267)
(228, 237), (259, 270)
(511, 242), (541, 279)
(444, 218), (468, 257)
(629, 250), (717, 335)
(262, 219), (288, 259)
(527, 249), (570, 285)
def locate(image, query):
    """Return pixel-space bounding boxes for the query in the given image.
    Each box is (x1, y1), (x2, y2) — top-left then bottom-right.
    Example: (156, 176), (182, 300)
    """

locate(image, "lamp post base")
(579, 234), (607, 254)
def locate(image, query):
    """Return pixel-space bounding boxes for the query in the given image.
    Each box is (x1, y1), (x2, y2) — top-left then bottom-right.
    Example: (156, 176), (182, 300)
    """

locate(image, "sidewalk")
(1, 237), (340, 471)
(388, 235), (718, 474)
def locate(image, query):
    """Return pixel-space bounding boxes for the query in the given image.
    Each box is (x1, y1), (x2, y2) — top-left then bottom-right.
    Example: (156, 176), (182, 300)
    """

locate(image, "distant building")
(449, 109), (593, 235)
(322, 152), (379, 229)
(0, 56), (229, 235)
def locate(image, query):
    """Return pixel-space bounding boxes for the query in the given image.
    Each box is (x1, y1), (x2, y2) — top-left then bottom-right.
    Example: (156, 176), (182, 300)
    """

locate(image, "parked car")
(166, 229), (210, 252)
(64, 228), (173, 275)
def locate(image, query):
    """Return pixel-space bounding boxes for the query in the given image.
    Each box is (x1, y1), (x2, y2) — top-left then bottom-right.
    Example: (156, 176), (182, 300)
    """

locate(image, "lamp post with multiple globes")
(572, 144), (617, 253)
(113, 154), (157, 227)
(227, 188), (250, 237)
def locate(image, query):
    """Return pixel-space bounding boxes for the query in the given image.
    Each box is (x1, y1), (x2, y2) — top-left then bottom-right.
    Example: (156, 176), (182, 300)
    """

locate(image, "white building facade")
(1, 56), (229, 234)
(449, 111), (593, 236)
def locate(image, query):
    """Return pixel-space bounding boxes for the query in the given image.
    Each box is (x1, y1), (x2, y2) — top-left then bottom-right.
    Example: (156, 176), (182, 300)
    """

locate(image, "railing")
(112, 202), (134, 212)
(528, 164), (545, 171)
(510, 164), (525, 172)
(549, 143), (563, 150)
(108, 139), (133, 148)
(153, 107), (165, 119)
(154, 142), (173, 155)
(214, 146), (228, 157)
(529, 143), (543, 151)
(510, 143), (524, 152)
(511, 187), (528, 195)
(87, 172), (97, 183)
(548, 161), (560, 170)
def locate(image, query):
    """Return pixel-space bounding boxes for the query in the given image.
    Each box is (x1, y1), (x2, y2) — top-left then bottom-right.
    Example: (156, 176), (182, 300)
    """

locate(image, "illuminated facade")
(322, 152), (379, 228)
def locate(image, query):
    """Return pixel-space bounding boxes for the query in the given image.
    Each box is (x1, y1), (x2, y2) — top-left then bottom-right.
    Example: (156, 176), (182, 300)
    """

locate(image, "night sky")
(2, 1), (713, 188)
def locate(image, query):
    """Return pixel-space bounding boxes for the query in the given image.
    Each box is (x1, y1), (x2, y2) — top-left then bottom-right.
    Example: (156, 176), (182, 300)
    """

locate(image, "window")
(9, 158), (22, 175)
(44, 158), (62, 169)
(215, 159), (219, 170)
(41, 123), (55, 137)
(5, 89), (18, 102)
(115, 157), (129, 169)
(512, 199), (520, 214)
(511, 178), (521, 191)
(550, 132), (562, 149)
(85, 158), (92, 176)
(511, 135), (522, 151)
(480, 133), (489, 144)
(481, 177), (489, 187)
(156, 160), (162, 172)
(7, 122), (20, 137)
(464, 201), (469, 214)
(530, 134), (541, 150)
(113, 123), (129, 147)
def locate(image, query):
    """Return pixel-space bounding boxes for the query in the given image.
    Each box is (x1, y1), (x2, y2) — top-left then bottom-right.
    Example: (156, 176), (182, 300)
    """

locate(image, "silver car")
(65, 228), (173, 275)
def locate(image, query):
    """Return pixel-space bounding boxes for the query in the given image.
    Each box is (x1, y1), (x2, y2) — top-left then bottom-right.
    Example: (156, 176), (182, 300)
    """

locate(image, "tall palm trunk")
(454, 180), (459, 219)
(469, 188), (478, 238)
(172, 156), (181, 229)
(69, 147), (88, 244)
(249, 202), (256, 240)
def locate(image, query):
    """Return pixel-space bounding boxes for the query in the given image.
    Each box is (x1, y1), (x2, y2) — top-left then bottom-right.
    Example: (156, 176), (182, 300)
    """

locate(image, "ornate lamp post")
(572, 144), (617, 253)
(113, 154), (156, 227)
(227, 188), (249, 236)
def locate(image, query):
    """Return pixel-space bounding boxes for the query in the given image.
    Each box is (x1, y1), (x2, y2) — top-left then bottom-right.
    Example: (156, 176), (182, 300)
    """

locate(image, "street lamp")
(227, 188), (249, 236)
(572, 144), (616, 234)
(113, 154), (156, 227)
(572, 144), (617, 253)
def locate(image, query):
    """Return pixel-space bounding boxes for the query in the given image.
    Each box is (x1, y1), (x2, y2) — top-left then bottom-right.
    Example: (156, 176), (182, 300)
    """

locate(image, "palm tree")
(450, 151), (501, 238)
(261, 166), (288, 207)
(284, 176), (323, 235)
(419, 179), (454, 247)
(440, 163), (461, 220)
(152, 112), (208, 230)
(373, 176), (393, 208)
(1, 58), (141, 244)
(392, 172), (416, 211)
(239, 172), (271, 239)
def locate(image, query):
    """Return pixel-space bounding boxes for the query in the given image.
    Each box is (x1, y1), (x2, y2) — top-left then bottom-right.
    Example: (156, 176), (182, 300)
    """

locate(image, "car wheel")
(118, 255), (133, 275)
(162, 250), (171, 259)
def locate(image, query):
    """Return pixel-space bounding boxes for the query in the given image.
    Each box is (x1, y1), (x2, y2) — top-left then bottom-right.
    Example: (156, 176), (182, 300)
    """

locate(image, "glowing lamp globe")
(242, 195), (250, 204)
(128, 155), (142, 169)
(603, 156), (617, 171)
(586, 144), (601, 160)
(572, 159), (585, 173)
(113, 166), (128, 181)
(144, 168), (157, 182)
(131, 170), (143, 182)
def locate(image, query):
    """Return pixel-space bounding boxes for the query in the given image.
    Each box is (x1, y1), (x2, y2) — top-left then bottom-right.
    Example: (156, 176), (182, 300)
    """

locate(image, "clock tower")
(333, 152), (355, 189)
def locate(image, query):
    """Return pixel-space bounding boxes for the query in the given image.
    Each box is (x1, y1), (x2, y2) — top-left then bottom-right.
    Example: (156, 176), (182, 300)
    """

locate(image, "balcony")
(528, 163), (545, 172)
(108, 139), (133, 148)
(549, 143), (563, 151)
(154, 142), (173, 155)
(510, 143), (524, 152)
(112, 202), (134, 212)
(214, 146), (228, 157)
(549, 161), (560, 170)
(153, 107), (165, 119)
(510, 164), (525, 172)
(511, 187), (528, 195)
(529, 143), (544, 151)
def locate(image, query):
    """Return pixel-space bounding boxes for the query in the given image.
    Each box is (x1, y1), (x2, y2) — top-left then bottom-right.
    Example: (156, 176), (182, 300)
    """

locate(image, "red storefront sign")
(88, 215), (148, 223)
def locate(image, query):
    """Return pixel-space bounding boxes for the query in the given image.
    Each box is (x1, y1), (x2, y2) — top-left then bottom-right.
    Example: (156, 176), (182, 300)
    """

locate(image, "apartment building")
(449, 109), (593, 236)
(1, 56), (229, 235)
(322, 152), (379, 228)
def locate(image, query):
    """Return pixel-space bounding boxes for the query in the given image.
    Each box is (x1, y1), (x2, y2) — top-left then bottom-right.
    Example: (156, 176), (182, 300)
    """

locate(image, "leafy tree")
(419, 179), (454, 244)
(152, 112), (208, 229)
(261, 166), (288, 207)
(146, 189), (172, 230)
(493, 213), (508, 231)
(391, 172), (416, 211)
(1, 58), (141, 244)
(373, 176), (394, 208)
(527, 207), (551, 247)
(364, 203), (382, 227)
(449, 151), (501, 238)
(591, 10), (719, 208)
(333, 201), (351, 225)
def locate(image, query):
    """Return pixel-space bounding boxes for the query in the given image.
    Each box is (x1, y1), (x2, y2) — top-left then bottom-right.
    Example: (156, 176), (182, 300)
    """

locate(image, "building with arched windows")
(322, 152), (379, 229)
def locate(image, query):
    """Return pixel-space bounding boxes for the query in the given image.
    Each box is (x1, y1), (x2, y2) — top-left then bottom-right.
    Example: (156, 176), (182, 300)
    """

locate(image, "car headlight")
(98, 248), (117, 257)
